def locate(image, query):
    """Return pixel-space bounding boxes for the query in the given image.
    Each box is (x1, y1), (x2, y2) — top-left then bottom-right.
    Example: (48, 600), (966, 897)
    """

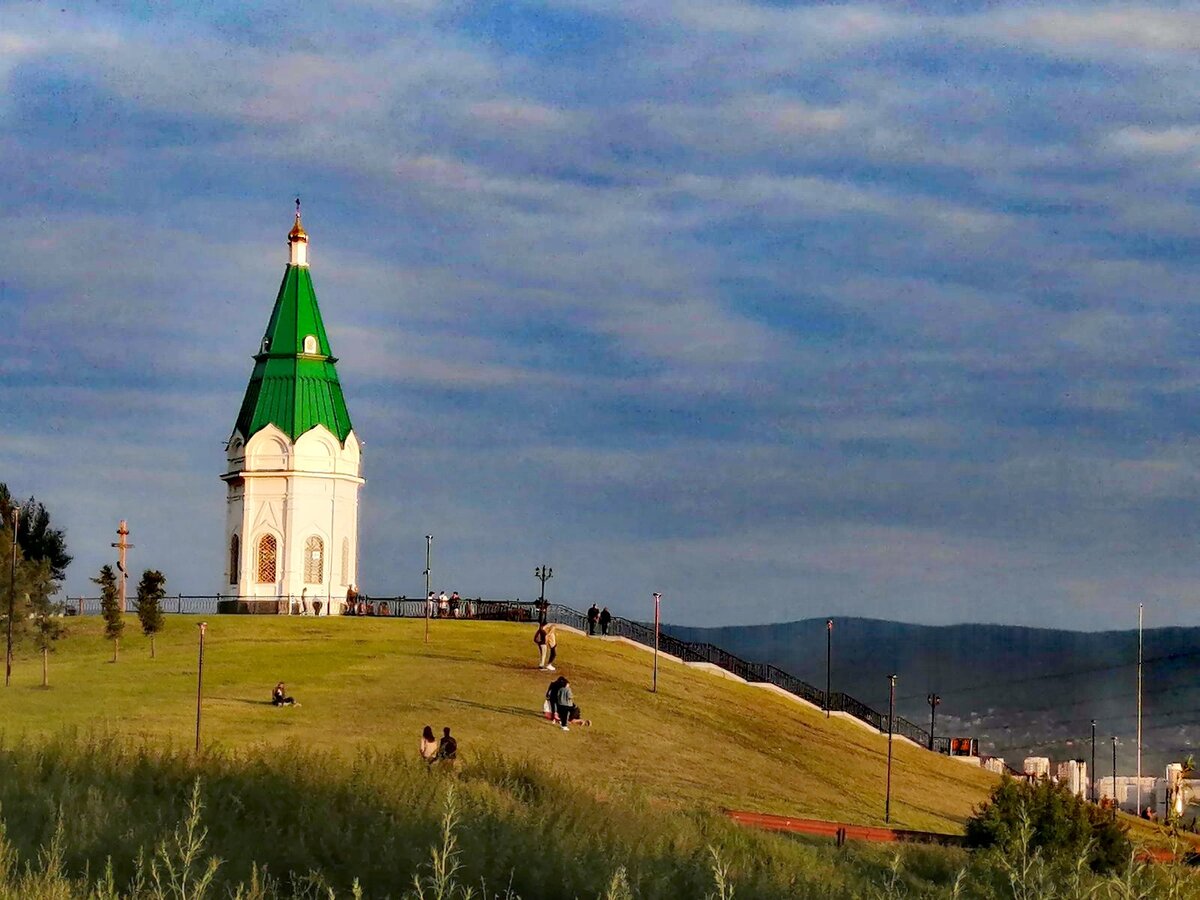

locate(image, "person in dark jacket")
(546, 676), (566, 722)
(438, 727), (458, 763)
(599, 607), (612, 636)
(555, 678), (574, 732)
(586, 604), (600, 635)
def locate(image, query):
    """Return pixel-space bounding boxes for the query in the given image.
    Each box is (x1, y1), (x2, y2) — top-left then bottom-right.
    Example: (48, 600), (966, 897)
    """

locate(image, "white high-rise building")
(1023, 757), (1051, 779)
(221, 207), (364, 611)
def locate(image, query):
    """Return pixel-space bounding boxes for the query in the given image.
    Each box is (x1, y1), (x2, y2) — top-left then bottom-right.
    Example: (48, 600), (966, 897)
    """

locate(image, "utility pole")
(825, 619), (833, 718)
(534, 565), (552, 625)
(111, 520), (134, 613)
(1111, 736), (1118, 812)
(195, 621), (207, 754)
(6, 508), (17, 688)
(1136, 603), (1144, 816)
(424, 535), (432, 644)
(652, 592), (662, 693)
(1091, 720), (1097, 803)
(927, 693), (941, 751)
(886, 673), (897, 824)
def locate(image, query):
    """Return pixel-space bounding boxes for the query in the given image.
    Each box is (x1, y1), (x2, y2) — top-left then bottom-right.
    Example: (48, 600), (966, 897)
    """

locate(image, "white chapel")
(220, 207), (364, 611)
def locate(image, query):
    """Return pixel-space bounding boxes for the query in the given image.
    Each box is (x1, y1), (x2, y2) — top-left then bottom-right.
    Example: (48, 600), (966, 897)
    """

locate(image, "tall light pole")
(825, 619), (833, 718)
(6, 508), (17, 688)
(1112, 735), (1118, 812)
(424, 535), (432, 644)
(1136, 603), (1144, 816)
(1091, 719), (1097, 803)
(195, 621), (207, 754)
(886, 674), (897, 824)
(927, 693), (941, 751)
(534, 565), (553, 625)
(652, 592), (662, 693)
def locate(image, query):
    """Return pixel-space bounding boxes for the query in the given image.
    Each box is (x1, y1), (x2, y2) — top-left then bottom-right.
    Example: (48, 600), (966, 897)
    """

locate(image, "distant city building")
(1023, 757), (1050, 778)
(982, 757), (1007, 775)
(1097, 776), (1161, 815)
(221, 208), (364, 609)
(1057, 759), (1087, 799)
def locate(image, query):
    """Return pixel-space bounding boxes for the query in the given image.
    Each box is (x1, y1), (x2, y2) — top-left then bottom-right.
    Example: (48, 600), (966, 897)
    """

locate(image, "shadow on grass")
(448, 697), (543, 719)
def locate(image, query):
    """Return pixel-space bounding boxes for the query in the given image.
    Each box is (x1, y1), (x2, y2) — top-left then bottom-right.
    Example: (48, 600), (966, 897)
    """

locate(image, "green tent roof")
(233, 265), (354, 444)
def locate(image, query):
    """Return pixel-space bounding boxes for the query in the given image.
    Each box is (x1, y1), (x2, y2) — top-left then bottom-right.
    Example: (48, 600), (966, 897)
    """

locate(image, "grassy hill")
(0, 615), (996, 833)
(669, 617), (1200, 773)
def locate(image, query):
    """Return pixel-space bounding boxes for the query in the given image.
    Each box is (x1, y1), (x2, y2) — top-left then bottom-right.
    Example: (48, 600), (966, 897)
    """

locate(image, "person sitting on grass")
(438, 727), (458, 765)
(272, 682), (296, 706)
(420, 725), (438, 765)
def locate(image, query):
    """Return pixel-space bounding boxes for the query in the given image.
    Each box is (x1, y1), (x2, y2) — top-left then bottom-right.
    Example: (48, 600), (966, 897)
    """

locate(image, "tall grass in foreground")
(0, 734), (1195, 898)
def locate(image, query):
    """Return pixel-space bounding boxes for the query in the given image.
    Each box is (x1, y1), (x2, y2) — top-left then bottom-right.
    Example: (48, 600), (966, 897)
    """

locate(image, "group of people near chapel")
(426, 591), (474, 618)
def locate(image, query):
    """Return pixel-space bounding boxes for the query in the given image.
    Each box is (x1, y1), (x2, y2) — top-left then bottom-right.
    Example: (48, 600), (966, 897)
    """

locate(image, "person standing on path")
(534, 624), (549, 669)
(544, 624), (558, 671)
(555, 678), (574, 732)
(587, 603), (599, 635)
(599, 607), (612, 636)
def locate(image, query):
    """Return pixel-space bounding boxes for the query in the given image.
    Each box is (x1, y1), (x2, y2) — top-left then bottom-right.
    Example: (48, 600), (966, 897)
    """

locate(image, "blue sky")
(4, 1), (1200, 627)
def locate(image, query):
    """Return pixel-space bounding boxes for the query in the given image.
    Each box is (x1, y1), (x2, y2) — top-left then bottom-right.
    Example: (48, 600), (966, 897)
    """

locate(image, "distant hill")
(667, 618), (1200, 774)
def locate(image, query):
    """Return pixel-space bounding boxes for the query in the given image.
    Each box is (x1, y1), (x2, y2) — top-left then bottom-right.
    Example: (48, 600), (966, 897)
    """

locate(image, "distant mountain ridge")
(666, 617), (1200, 773)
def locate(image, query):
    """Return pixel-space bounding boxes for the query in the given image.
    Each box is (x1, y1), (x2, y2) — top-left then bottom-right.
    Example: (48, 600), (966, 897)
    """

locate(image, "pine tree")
(136, 569), (167, 658)
(94, 564), (123, 662)
(30, 560), (65, 687)
(0, 484), (72, 581)
(2, 522), (59, 682)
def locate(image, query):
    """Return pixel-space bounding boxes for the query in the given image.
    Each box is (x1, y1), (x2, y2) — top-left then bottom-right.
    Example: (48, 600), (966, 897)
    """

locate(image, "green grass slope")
(0, 615), (994, 833)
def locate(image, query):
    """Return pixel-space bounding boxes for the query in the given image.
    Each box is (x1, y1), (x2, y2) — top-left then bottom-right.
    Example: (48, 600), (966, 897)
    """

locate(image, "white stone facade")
(222, 423), (363, 612)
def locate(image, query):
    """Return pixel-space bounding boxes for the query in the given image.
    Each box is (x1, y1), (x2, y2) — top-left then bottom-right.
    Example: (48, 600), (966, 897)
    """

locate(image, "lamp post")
(424, 535), (432, 644)
(825, 619), (833, 718)
(927, 693), (941, 752)
(6, 508), (17, 688)
(195, 621), (207, 754)
(886, 673), (897, 824)
(652, 592), (662, 693)
(1112, 736), (1118, 812)
(535, 565), (553, 625)
(1091, 719), (1097, 803)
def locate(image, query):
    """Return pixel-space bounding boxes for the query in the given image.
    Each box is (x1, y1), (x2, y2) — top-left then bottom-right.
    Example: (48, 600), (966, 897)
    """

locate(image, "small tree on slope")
(30, 559), (64, 687)
(136, 569), (166, 658)
(94, 565), (123, 662)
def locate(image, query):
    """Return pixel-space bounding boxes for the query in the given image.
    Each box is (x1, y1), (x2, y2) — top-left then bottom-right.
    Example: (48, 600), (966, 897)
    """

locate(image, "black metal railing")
(828, 692), (886, 732)
(751, 663), (828, 709)
(894, 716), (931, 748)
(67, 594), (967, 757)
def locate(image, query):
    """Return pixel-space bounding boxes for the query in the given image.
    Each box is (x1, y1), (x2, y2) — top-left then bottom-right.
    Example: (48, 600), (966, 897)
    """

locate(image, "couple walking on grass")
(534, 623), (558, 670)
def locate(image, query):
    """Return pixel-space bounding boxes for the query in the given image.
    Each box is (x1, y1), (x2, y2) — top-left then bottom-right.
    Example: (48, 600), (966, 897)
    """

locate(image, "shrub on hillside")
(135, 569), (167, 658)
(965, 775), (1129, 874)
(94, 564), (123, 661)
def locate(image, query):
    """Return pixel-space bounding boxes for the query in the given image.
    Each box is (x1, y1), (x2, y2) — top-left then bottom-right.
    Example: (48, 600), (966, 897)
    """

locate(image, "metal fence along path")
(66, 593), (961, 755)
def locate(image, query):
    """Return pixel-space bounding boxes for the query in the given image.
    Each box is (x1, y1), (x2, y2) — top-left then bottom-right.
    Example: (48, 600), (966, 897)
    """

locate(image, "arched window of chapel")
(304, 536), (324, 584)
(257, 534), (277, 584)
(229, 534), (240, 585)
(341, 538), (350, 584)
